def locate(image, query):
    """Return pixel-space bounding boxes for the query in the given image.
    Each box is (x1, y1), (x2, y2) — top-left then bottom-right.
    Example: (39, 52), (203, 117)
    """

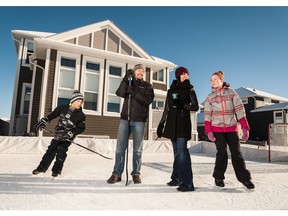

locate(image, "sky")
(1, 4), (288, 118)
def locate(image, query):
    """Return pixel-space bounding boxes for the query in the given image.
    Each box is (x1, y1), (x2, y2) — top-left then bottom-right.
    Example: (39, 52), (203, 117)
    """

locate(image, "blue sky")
(1, 6), (288, 118)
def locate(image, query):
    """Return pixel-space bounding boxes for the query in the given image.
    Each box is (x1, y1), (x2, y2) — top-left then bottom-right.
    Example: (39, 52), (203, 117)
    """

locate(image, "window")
(241, 98), (248, 104)
(153, 69), (165, 82)
(83, 61), (101, 112)
(20, 83), (31, 115)
(274, 111), (284, 123)
(57, 57), (77, 106)
(264, 98), (272, 105)
(152, 99), (165, 110)
(107, 66), (122, 113)
(22, 40), (34, 66)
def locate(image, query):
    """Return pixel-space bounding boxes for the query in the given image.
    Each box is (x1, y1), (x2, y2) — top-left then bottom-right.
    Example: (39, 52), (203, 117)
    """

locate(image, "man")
(32, 90), (86, 177)
(107, 64), (154, 184)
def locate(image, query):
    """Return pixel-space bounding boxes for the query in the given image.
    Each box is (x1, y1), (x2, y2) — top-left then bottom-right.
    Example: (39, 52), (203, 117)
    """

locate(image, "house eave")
(34, 38), (175, 70)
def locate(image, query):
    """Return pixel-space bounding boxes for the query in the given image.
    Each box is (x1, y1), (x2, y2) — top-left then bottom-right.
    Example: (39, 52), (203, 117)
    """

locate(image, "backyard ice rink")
(0, 136), (287, 215)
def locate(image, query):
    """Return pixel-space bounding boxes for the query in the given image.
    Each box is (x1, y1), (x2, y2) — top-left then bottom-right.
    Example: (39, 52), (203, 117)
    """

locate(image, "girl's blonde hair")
(212, 71), (224, 80)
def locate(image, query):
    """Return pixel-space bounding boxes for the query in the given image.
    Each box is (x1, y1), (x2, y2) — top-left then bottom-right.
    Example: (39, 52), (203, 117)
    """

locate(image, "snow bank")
(0, 136), (287, 163)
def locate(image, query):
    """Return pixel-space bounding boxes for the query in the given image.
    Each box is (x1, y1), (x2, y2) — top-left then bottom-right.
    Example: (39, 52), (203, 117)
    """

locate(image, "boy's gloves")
(34, 117), (49, 131)
(207, 132), (216, 142)
(242, 129), (249, 142)
(61, 131), (74, 141)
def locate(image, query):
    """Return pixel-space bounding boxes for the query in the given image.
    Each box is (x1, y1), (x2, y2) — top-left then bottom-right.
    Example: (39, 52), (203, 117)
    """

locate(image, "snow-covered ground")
(0, 136), (288, 212)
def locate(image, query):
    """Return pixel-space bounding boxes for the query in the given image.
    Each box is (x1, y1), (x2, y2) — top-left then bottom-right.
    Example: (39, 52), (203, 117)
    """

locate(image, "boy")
(32, 90), (86, 177)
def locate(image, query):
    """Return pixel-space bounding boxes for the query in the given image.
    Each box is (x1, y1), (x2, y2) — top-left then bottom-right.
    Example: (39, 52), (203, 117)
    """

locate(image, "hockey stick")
(125, 76), (132, 186)
(42, 128), (112, 160)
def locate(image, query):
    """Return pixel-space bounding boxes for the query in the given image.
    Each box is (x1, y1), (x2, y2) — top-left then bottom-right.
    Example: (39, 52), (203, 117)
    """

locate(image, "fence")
(268, 123), (288, 162)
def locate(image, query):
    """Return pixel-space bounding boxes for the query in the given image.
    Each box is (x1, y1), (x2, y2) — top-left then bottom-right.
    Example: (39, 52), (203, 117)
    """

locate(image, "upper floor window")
(22, 40), (34, 67)
(153, 69), (165, 82)
(83, 61), (101, 112)
(57, 57), (77, 106)
(264, 98), (272, 105)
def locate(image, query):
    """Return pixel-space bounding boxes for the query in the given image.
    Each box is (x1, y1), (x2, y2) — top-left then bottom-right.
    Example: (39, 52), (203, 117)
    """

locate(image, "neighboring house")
(197, 87), (288, 142)
(10, 20), (200, 140)
(0, 117), (10, 136)
(250, 102), (288, 141)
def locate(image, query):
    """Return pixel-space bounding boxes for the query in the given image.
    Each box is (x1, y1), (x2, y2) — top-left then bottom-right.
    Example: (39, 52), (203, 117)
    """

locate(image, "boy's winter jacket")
(46, 104), (86, 140)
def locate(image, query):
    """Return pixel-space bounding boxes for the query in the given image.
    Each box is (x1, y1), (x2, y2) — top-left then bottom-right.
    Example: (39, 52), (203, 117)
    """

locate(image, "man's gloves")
(207, 132), (216, 142)
(126, 86), (135, 96)
(123, 69), (134, 83)
(242, 129), (249, 142)
(157, 121), (165, 138)
(34, 117), (49, 131)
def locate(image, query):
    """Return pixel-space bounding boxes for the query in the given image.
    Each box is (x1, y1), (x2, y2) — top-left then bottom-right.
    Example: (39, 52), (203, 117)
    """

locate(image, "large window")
(107, 65), (122, 113)
(57, 57), (77, 106)
(83, 61), (100, 111)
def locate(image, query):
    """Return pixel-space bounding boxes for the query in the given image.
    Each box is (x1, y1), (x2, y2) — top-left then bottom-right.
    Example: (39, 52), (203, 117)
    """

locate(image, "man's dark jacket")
(116, 77), (154, 122)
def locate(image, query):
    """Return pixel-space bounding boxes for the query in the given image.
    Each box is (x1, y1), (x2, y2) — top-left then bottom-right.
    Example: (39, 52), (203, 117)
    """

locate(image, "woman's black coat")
(159, 79), (199, 140)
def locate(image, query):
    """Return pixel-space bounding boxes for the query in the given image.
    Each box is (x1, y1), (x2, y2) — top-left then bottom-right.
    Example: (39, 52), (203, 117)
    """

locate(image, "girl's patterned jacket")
(204, 84), (250, 134)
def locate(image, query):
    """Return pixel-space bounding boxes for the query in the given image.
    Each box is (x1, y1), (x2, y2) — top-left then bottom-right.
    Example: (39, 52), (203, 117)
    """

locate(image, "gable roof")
(251, 102), (288, 113)
(235, 87), (288, 102)
(12, 20), (176, 71)
(44, 20), (153, 60)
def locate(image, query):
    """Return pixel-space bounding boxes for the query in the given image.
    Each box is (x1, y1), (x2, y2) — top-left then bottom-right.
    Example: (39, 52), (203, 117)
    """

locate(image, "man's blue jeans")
(112, 119), (145, 177)
(170, 137), (193, 189)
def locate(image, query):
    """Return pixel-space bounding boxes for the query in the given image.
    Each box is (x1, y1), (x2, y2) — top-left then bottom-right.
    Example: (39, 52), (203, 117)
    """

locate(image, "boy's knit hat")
(71, 90), (84, 103)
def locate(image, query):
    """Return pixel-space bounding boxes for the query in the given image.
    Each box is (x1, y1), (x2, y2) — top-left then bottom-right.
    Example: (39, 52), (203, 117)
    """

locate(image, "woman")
(157, 66), (199, 192)
(204, 71), (255, 189)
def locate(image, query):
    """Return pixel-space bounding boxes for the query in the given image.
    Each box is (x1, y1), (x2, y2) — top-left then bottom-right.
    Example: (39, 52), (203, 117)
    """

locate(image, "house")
(197, 87), (288, 142)
(250, 102), (288, 142)
(0, 117), (10, 136)
(10, 20), (198, 141)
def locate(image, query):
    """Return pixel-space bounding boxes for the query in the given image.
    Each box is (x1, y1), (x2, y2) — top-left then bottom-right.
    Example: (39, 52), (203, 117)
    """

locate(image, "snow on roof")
(0, 117), (10, 122)
(251, 102), (288, 113)
(12, 30), (56, 38)
(235, 87), (288, 102)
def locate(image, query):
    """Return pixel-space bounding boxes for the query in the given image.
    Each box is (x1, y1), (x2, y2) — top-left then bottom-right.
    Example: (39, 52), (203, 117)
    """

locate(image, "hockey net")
(268, 123), (288, 162)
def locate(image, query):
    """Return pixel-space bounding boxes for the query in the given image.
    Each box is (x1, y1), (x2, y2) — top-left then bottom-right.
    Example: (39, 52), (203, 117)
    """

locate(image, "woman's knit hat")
(175, 66), (189, 78)
(71, 90), (84, 103)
